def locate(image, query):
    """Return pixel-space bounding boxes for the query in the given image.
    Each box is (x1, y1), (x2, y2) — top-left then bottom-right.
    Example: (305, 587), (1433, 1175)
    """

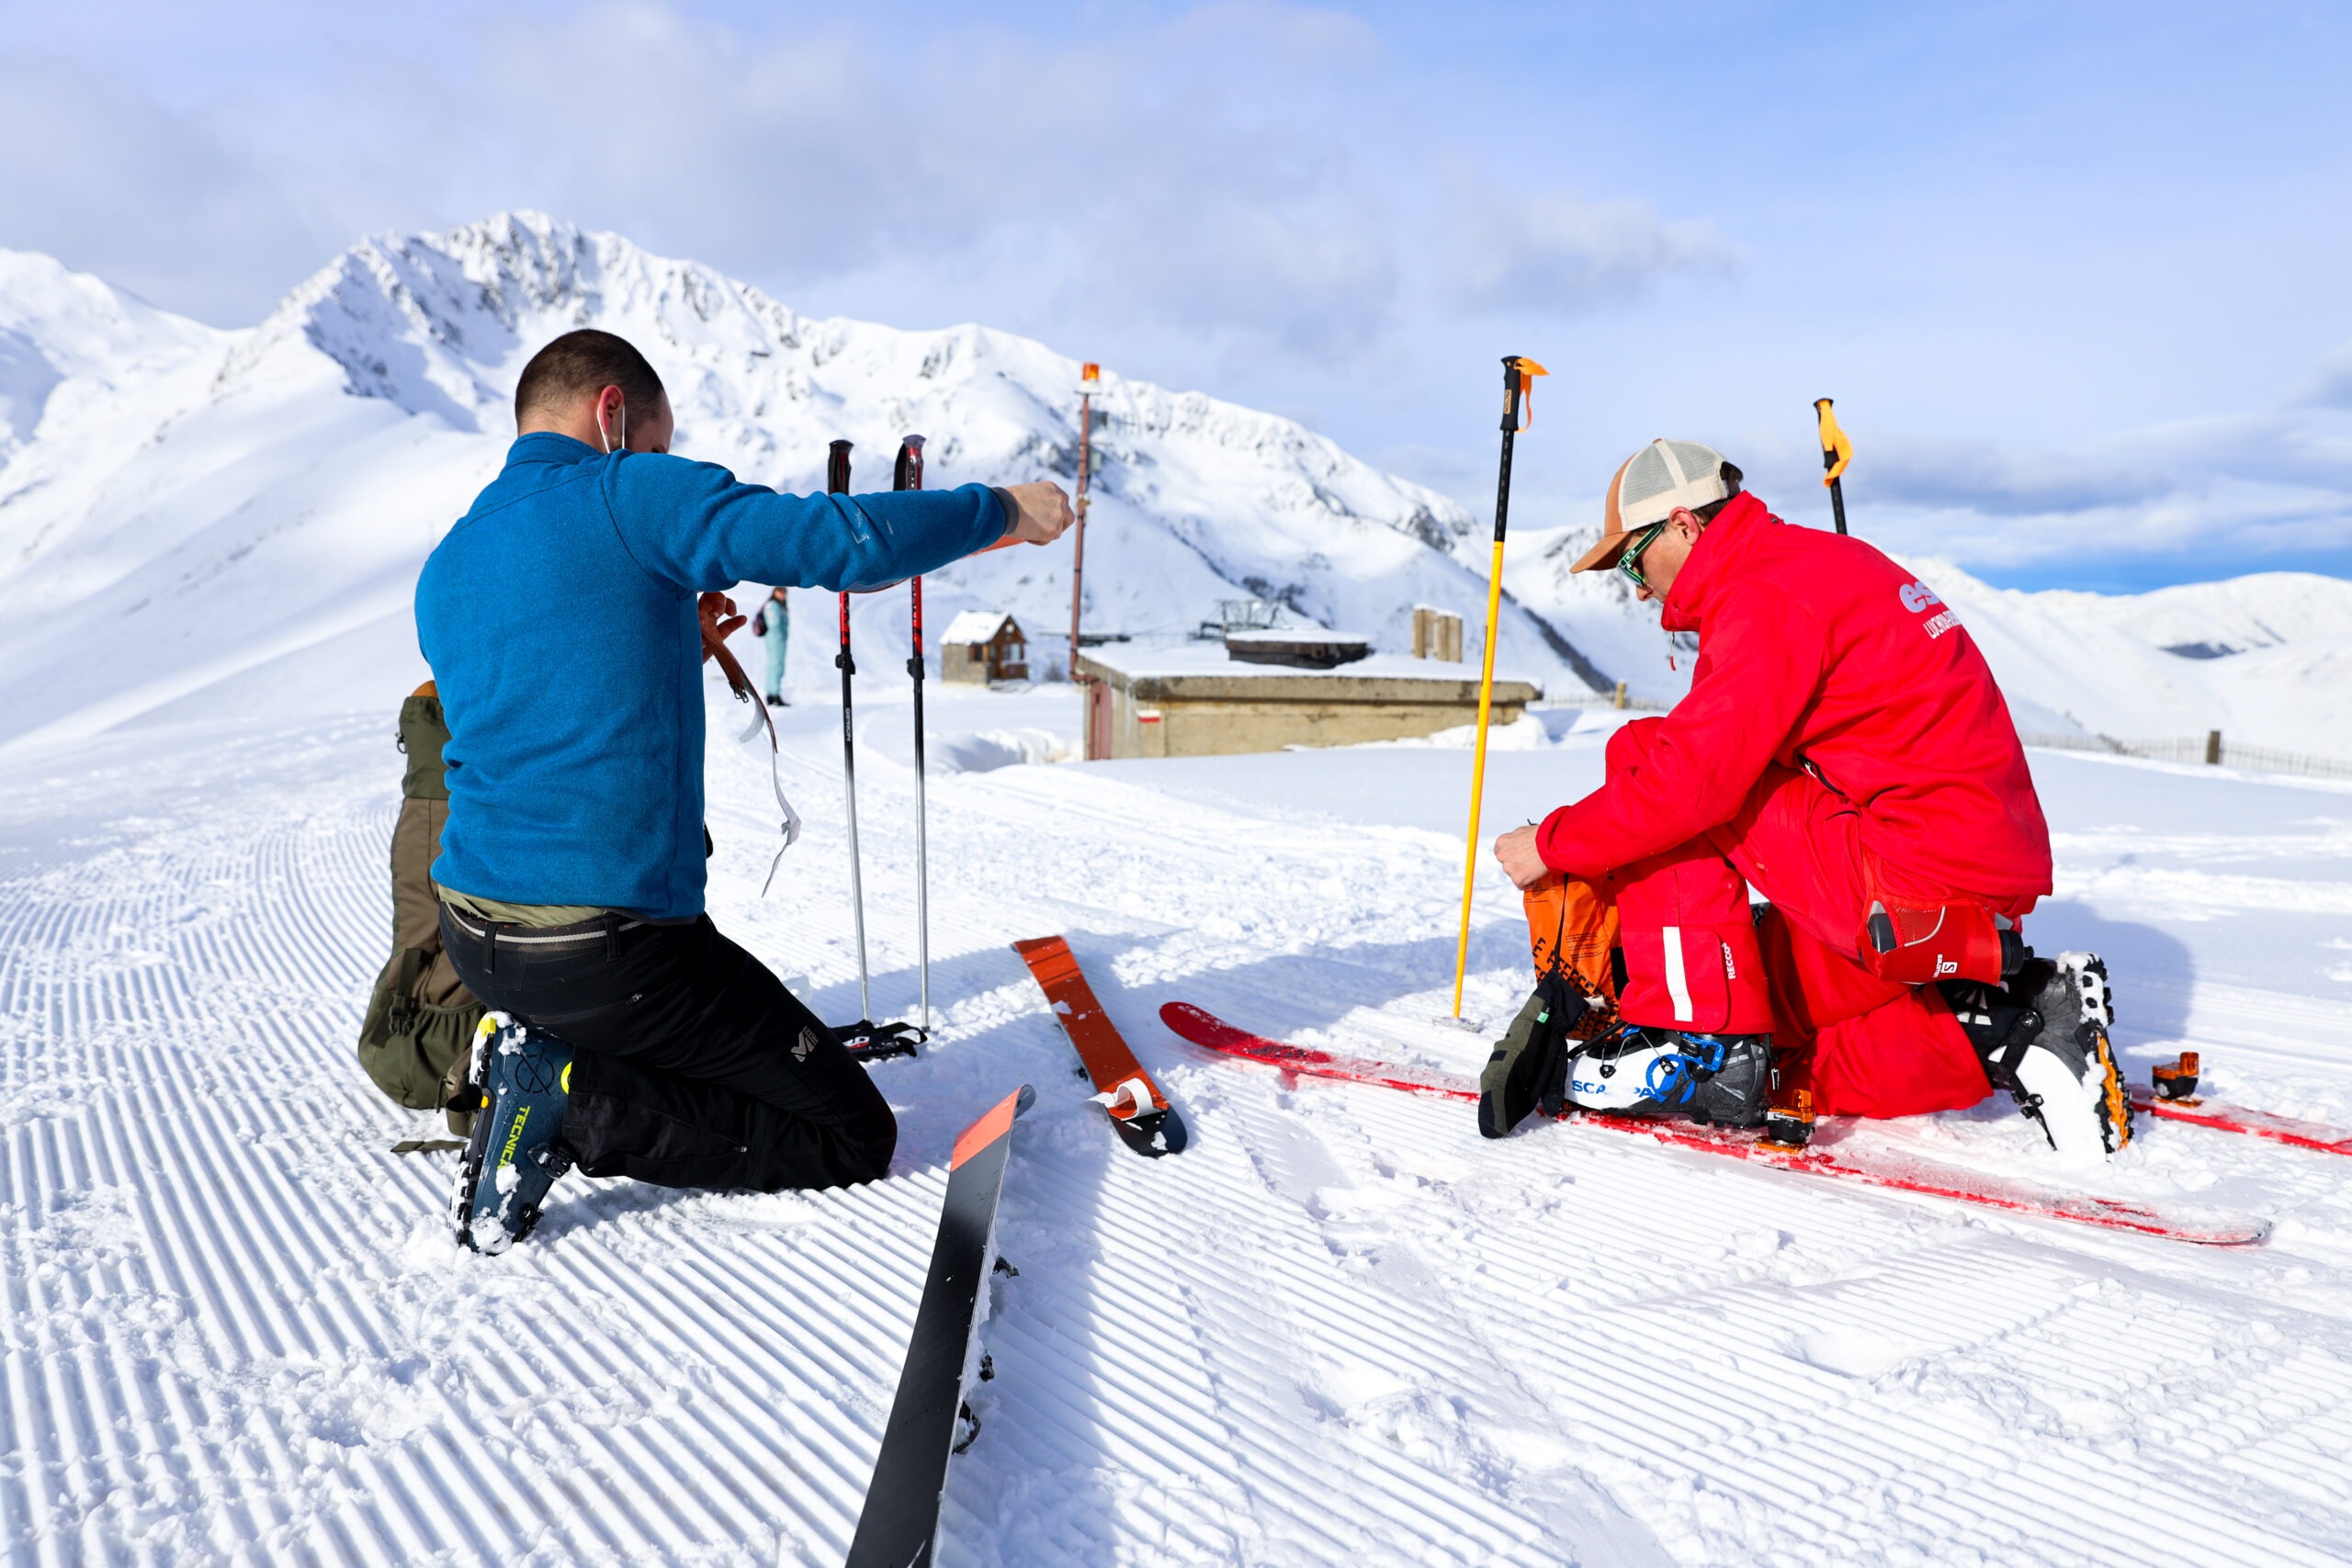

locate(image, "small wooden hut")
(941, 611), (1029, 684)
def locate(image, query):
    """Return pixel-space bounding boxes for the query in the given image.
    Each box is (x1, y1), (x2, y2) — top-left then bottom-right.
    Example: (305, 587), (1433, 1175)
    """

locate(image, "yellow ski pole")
(1815, 397), (1853, 536)
(1453, 355), (1547, 1019)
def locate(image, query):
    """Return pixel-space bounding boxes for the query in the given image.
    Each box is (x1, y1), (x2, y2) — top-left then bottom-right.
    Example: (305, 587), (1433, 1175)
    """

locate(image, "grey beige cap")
(1570, 438), (1735, 572)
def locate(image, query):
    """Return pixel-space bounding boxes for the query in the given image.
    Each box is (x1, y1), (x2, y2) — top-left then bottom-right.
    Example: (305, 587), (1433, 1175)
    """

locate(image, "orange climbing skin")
(1012, 935), (1169, 1118)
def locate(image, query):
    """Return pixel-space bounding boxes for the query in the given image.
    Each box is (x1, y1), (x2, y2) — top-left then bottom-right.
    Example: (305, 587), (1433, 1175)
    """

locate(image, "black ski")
(846, 1084), (1034, 1567)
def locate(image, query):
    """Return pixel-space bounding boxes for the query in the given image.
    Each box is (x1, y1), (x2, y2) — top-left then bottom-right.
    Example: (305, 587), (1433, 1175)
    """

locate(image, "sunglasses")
(1618, 521), (1670, 591)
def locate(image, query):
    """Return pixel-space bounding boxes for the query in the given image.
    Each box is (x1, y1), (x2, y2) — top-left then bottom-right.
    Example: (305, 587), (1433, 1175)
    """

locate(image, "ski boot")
(450, 1013), (579, 1254)
(1564, 1025), (1772, 1129)
(1944, 952), (2132, 1159)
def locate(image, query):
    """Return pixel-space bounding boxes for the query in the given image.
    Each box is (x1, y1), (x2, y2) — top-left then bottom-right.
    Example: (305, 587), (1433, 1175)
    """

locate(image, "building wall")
(1078, 656), (1538, 760)
(942, 644), (991, 684)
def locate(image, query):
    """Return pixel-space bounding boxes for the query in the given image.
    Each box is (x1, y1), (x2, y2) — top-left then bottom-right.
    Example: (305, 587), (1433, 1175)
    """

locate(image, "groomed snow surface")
(5, 676), (2351, 1567)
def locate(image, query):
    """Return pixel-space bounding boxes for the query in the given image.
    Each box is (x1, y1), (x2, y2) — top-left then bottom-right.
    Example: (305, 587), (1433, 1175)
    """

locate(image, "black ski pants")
(439, 907), (896, 1192)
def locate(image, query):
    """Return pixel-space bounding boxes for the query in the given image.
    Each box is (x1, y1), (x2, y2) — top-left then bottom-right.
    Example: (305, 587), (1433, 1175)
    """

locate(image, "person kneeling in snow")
(1486, 438), (2130, 1158)
(417, 329), (1072, 1252)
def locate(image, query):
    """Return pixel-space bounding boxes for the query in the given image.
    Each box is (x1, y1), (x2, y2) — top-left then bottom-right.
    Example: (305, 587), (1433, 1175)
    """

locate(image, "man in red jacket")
(1491, 439), (2131, 1158)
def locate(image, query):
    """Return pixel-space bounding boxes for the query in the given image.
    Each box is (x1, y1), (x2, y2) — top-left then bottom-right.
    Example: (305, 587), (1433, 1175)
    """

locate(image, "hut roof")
(941, 611), (1021, 646)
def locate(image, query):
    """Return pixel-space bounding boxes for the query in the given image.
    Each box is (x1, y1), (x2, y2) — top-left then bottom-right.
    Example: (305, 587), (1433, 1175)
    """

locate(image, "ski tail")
(1015, 937), (1187, 1156)
(846, 1084), (1034, 1568)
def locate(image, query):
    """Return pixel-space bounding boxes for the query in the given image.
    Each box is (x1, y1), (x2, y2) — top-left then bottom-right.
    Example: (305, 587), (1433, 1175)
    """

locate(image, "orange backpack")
(1522, 874), (1621, 1041)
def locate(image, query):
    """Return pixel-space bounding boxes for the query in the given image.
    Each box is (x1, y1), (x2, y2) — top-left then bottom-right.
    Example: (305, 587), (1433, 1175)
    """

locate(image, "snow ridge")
(0, 214), (2347, 750)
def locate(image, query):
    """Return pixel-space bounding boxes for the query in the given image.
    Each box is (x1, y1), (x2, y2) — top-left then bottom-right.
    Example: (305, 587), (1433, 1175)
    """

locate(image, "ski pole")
(830, 439), (873, 1026)
(895, 434), (931, 1034)
(1070, 362), (1097, 716)
(1815, 398), (1852, 536)
(1452, 355), (1547, 1020)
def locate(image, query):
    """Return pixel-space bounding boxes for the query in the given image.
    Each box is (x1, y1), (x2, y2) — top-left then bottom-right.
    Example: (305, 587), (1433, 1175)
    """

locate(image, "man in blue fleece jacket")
(421, 330), (1070, 1248)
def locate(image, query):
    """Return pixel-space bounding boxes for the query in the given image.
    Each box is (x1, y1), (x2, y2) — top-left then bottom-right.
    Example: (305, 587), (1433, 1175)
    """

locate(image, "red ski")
(2133, 1088), (2352, 1156)
(1014, 937), (1187, 1156)
(1159, 1003), (2270, 1248)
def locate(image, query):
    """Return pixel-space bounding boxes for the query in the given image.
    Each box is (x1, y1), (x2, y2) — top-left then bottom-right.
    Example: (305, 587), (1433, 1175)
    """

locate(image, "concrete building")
(941, 611), (1029, 684)
(1075, 644), (1542, 760)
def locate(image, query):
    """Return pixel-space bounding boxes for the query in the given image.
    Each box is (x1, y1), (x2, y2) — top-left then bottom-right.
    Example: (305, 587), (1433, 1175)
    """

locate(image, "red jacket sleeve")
(1536, 585), (1826, 877)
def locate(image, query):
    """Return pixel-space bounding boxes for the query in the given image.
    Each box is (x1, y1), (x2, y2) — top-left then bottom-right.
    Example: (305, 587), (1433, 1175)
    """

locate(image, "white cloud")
(0, 1), (1728, 375)
(1443, 176), (1740, 315)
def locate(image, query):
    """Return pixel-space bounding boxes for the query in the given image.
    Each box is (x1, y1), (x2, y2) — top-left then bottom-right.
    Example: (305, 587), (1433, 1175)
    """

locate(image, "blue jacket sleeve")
(600, 454), (1010, 592)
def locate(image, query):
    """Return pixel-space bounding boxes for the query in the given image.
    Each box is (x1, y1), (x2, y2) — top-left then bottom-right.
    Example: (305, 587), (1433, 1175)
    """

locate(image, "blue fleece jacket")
(416, 433), (1008, 919)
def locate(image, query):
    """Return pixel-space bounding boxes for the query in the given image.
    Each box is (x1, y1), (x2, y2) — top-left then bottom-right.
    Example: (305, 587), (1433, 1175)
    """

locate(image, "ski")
(846, 1084), (1034, 1568)
(1159, 1003), (2271, 1247)
(1012, 936), (1187, 1156)
(2133, 1088), (2352, 1156)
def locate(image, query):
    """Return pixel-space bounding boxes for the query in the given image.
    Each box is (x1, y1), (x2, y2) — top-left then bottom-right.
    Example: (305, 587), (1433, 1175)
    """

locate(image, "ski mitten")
(1478, 972), (1587, 1138)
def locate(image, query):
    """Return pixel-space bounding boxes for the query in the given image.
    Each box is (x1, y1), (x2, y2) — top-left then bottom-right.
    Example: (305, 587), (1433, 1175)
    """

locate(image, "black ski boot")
(1944, 952), (2131, 1159)
(1564, 1026), (1772, 1129)
(450, 1014), (580, 1253)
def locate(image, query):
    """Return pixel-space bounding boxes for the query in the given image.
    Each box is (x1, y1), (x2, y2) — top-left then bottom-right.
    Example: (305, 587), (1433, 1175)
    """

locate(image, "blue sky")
(3, 0), (2346, 590)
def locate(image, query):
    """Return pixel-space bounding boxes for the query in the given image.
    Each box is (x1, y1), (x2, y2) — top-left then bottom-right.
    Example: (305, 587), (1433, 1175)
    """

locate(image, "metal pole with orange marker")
(1451, 355), (1547, 1019)
(1070, 363), (1098, 711)
(1815, 398), (1853, 536)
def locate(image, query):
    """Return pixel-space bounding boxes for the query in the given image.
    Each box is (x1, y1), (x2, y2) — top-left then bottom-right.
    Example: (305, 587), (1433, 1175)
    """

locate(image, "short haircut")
(1694, 461), (1744, 524)
(514, 330), (665, 427)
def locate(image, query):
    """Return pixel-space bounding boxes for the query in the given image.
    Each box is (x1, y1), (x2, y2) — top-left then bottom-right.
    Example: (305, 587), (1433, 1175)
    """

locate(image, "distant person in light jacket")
(416, 328), (1072, 1252)
(753, 585), (789, 706)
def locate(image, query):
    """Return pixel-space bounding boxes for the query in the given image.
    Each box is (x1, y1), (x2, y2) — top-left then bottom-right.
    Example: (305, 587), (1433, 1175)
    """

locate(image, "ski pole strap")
(1499, 355), (1549, 432)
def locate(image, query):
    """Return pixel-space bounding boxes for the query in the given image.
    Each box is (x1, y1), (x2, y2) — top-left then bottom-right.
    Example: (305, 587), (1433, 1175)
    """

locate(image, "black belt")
(440, 904), (644, 969)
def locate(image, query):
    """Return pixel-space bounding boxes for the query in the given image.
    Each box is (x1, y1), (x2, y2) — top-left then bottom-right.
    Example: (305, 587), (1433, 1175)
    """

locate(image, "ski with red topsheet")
(2132, 1088), (2352, 1156)
(1159, 1002), (2270, 1248)
(1014, 936), (1187, 1156)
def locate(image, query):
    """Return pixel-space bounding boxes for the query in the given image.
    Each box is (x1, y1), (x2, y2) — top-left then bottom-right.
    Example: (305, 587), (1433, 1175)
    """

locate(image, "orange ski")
(1012, 936), (1187, 1157)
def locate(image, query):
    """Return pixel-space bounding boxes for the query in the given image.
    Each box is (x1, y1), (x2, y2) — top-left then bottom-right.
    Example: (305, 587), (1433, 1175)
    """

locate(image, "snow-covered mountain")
(0, 211), (2345, 756)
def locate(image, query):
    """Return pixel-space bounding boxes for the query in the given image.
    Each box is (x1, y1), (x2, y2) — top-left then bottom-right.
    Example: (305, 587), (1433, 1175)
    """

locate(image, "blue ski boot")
(450, 1013), (578, 1254)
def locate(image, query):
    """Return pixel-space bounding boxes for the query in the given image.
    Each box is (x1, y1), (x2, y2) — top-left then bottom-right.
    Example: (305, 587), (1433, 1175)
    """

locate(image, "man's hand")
(1001, 481), (1075, 546)
(697, 592), (744, 661)
(1494, 825), (1551, 890)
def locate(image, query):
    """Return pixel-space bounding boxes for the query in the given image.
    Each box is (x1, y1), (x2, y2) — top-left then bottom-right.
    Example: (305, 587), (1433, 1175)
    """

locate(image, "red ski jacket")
(1536, 493), (2053, 902)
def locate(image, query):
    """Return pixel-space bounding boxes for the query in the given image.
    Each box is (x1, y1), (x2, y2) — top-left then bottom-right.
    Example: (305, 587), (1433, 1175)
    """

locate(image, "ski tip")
(951, 1085), (1033, 1170)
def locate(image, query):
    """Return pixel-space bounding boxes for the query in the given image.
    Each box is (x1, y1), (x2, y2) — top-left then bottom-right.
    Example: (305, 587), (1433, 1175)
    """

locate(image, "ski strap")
(1088, 1075), (1156, 1121)
(698, 592), (803, 891)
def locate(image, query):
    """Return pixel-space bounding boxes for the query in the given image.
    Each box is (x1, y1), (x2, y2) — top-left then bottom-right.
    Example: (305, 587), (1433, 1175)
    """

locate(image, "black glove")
(1477, 972), (1587, 1139)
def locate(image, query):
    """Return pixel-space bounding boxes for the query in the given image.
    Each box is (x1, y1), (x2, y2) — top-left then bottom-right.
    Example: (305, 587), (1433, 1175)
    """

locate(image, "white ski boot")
(1947, 952), (2132, 1159)
(1563, 1026), (1772, 1129)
